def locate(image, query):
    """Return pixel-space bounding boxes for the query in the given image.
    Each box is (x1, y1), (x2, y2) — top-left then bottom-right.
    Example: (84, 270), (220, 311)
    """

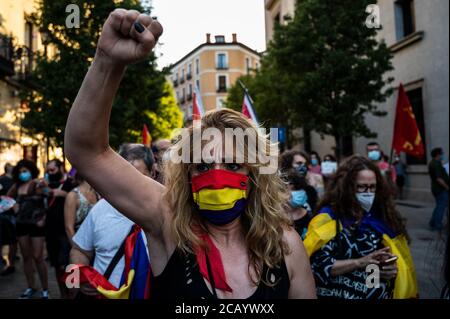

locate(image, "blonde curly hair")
(163, 109), (292, 285)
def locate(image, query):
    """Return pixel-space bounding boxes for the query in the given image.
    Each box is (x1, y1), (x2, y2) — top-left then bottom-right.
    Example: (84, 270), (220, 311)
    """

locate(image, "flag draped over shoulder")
(67, 225), (151, 299)
(392, 84), (425, 159)
(142, 124), (152, 147)
(192, 86), (205, 120)
(241, 92), (259, 126)
(303, 207), (418, 299)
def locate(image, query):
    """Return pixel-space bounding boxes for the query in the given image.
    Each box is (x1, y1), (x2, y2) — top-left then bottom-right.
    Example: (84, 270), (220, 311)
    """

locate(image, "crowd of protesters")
(1, 9), (448, 301)
(0, 124), (448, 300)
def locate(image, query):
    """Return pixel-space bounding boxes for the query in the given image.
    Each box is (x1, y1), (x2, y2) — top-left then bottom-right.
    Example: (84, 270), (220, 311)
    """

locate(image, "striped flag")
(142, 124), (152, 147)
(65, 225), (151, 299)
(242, 92), (259, 126)
(192, 86), (205, 120)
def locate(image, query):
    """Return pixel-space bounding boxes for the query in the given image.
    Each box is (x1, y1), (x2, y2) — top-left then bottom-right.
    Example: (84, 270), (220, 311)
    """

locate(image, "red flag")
(392, 84), (425, 159)
(192, 86), (205, 120)
(142, 124), (151, 147)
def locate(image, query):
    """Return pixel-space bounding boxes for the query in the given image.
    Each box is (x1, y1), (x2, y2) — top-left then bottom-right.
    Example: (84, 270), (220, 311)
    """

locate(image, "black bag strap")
(104, 225), (135, 280)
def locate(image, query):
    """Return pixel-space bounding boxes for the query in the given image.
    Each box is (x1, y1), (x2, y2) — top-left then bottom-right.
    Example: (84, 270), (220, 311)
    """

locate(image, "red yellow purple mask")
(191, 169), (249, 225)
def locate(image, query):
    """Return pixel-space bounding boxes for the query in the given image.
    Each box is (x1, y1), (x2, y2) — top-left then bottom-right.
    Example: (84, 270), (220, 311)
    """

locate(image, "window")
(246, 58), (250, 74)
(215, 36), (225, 43)
(25, 22), (33, 49)
(395, 0), (415, 40)
(187, 84), (193, 100)
(181, 88), (186, 103)
(187, 63), (192, 79)
(196, 80), (200, 90)
(274, 12), (281, 25)
(216, 53), (228, 69)
(406, 87), (427, 165)
(196, 59), (200, 74)
(217, 75), (227, 92)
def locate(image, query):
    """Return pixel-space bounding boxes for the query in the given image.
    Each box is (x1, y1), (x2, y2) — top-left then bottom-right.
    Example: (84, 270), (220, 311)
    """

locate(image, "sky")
(151, 0), (267, 69)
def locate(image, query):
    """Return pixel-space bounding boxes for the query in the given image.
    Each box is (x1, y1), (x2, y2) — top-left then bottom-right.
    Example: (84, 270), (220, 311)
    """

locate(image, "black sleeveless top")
(152, 249), (290, 299)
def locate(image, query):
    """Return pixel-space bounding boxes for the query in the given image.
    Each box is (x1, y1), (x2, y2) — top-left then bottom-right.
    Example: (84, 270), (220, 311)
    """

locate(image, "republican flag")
(242, 92), (259, 126)
(391, 84), (425, 159)
(65, 225), (151, 299)
(142, 124), (152, 147)
(192, 86), (205, 120)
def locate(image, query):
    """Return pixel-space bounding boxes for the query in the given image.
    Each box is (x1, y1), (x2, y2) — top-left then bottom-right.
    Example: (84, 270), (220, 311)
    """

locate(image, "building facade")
(265, 0), (296, 44)
(168, 34), (261, 119)
(355, 0), (449, 202)
(264, 0), (449, 202)
(0, 0), (60, 172)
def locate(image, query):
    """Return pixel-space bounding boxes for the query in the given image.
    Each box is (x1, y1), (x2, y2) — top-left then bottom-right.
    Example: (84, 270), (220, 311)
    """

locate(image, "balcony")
(13, 45), (40, 90)
(186, 72), (192, 80)
(180, 76), (185, 84)
(216, 64), (228, 70)
(187, 93), (192, 101)
(173, 79), (179, 87)
(0, 34), (15, 76)
(217, 87), (227, 93)
(180, 96), (186, 104)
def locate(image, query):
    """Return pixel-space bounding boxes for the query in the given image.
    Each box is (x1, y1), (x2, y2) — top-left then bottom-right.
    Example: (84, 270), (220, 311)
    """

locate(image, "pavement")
(0, 200), (447, 299)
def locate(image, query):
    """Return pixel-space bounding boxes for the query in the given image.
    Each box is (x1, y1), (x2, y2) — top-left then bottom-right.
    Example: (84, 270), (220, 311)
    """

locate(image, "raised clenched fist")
(96, 9), (163, 65)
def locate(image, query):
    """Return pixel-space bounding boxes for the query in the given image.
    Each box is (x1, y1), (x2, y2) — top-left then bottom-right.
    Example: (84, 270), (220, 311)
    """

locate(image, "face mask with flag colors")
(191, 169), (248, 225)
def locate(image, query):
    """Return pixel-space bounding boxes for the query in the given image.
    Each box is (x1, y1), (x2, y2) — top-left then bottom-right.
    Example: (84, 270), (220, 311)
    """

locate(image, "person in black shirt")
(306, 156), (415, 299)
(42, 159), (74, 299)
(282, 169), (312, 240)
(0, 163), (17, 276)
(428, 148), (449, 231)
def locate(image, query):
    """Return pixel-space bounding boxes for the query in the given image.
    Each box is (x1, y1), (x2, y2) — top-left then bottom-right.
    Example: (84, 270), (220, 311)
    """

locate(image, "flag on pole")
(142, 124), (152, 147)
(242, 92), (259, 126)
(192, 86), (205, 120)
(392, 84), (425, 159)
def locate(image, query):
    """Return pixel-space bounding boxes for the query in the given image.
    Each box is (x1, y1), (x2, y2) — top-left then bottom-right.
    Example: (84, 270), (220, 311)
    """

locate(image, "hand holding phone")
(380, 255), (398, 265)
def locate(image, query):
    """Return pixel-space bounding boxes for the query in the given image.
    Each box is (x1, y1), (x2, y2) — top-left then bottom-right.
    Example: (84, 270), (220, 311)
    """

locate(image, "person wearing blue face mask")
(280, 150), (319, 211)
(284, 170), (312, 240)
(366, 142), (397, 184)
(7, 160), (49, 299)
(309, 151), (322, 176)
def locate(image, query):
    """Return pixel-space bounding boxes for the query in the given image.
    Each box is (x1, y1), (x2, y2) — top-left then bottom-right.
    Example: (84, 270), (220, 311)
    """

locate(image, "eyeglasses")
(356, 184), (377, 193)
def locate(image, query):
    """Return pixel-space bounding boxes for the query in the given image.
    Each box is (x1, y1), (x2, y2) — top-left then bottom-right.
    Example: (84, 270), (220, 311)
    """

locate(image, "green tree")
(144, 82), (183, 141)
(20, 0), (178, 150)
(227, 0), (394, 158)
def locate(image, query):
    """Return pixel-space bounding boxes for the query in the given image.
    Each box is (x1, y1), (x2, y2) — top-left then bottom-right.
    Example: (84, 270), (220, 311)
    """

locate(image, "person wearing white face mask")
(303, 155), (418, 299)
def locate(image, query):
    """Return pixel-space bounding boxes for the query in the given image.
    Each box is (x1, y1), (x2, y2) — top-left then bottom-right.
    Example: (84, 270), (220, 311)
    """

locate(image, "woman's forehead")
(193, 136), (251, 163)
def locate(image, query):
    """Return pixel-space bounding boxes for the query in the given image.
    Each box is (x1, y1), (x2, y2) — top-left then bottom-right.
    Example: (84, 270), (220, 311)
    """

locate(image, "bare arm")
(437, 178), (449, 191)
(284, 229), (317, 299)
(64, 192), (79, 247)
(69, 245), (99, 296)
(330, 247), (391, 276)
(70, 244), (94, 266)
(64, 9), (167, 237)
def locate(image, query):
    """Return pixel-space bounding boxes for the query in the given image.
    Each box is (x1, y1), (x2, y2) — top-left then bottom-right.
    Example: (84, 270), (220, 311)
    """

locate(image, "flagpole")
(237, 80), (255, 104)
